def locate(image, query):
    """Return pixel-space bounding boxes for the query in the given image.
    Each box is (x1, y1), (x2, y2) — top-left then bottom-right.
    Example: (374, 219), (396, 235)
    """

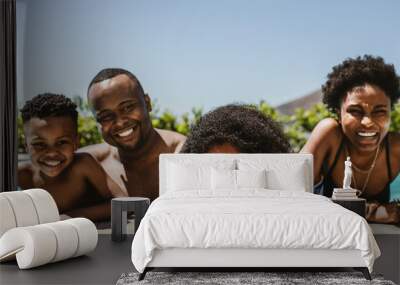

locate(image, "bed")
(131, 154), (380, 280)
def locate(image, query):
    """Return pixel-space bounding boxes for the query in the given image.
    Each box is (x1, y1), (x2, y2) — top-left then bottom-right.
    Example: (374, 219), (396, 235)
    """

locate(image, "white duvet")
(131, 190), (380, 273)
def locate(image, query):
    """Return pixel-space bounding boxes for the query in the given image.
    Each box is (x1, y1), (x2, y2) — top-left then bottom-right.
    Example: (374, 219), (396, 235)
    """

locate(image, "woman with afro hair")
(181, 104), (291, 154)
(302, 55), (400, 224)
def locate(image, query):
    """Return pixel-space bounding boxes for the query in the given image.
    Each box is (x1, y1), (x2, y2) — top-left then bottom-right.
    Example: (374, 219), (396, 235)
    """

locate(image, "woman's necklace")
(351, 159), (377, 174)
(346, 143), (380, 194)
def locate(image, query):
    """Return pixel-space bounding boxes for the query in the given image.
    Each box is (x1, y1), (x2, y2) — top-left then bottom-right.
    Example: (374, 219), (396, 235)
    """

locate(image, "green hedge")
(17, 101), (400, 153)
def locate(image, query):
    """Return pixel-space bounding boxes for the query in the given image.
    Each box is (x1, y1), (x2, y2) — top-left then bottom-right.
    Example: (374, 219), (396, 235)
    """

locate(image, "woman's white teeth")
(44, 160), (61, 166)
(357, 132), (377, 137)
(118, 128), (134, 137)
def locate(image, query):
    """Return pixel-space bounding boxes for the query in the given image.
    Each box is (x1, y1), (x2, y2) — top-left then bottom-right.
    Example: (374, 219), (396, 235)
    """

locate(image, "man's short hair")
(181, 104), (292, 153)
(87, 68), (145, 96)
(20, 93), (78, 129)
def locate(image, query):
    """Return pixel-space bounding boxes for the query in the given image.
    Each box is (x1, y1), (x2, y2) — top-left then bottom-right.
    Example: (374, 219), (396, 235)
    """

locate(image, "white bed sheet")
(131, 190), (380, 273)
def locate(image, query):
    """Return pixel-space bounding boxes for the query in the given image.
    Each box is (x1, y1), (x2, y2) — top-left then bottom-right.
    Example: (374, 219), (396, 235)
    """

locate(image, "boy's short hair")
(20, 93), (78, 129)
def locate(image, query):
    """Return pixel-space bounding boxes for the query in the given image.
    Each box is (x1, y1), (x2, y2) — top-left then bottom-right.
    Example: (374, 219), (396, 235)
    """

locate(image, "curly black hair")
(20, 93), (78, 129)
(181, 104), (292, 153)
(322, 55), (400, 113)
(88, 68), (145, 96)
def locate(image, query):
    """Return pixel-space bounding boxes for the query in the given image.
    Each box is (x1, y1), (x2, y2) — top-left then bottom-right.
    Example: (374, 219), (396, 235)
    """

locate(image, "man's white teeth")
(118, 128), (134, 137)
(43, 160), (61, 166)
(357, 132), (377, 137)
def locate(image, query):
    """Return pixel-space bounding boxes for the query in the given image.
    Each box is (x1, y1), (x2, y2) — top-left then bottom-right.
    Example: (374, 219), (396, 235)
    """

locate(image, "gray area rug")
(116, 271), (395, 285)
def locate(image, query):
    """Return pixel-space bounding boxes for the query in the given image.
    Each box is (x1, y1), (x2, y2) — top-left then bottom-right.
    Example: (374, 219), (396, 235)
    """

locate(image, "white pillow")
(266, 166), (307, 192)
(166, 159), (236, 192)
(167, 162), (210, 191)
(238, 158), (307, 191)
(211, 169), (267, 190)
(237, 169), (267, 188)
(211, 168), (236, 190)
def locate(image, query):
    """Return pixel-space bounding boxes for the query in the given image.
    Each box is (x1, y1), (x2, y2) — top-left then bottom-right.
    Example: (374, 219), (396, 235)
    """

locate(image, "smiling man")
(79, 68), (186, 201)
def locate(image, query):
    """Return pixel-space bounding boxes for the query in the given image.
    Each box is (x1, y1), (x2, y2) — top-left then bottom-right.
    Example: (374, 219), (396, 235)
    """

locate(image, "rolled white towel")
(0, 218), (98, 269)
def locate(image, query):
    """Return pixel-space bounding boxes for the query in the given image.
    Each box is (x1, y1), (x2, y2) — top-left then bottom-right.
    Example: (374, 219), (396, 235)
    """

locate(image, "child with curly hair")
(18, 93), (121, 222)
(181, 104), (291, 154)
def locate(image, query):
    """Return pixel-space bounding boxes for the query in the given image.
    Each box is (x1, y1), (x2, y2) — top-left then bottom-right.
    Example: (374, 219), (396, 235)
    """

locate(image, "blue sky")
(17, 0), (400, 115)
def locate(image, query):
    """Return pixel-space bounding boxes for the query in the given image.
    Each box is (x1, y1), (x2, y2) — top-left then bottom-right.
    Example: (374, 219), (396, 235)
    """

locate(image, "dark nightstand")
(331, 198), (366, 217)
(111, 197), (150, 242)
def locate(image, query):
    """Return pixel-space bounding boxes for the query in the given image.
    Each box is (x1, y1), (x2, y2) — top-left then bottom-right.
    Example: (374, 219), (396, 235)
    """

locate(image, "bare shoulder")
(312, 118), (341, 137)
(73, 152), (98, 163)
(301, 118), (343, 183)
(18, 161), (33, 172)
(155, 128), (187, 152)
(301, 118), (342, 153)
(71, 152), (102, 172)
(77, 142), (116, 162)
(17, 162), (34, 188)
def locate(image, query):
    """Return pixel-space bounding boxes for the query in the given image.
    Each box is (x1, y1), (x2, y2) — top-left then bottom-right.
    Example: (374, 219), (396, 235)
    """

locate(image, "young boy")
(18, 93), (121, 222)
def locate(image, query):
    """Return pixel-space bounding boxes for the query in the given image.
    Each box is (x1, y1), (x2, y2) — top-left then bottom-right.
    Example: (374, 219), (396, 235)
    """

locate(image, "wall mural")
(17, 63), (400, 225)
(15, 1), (400, 225)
